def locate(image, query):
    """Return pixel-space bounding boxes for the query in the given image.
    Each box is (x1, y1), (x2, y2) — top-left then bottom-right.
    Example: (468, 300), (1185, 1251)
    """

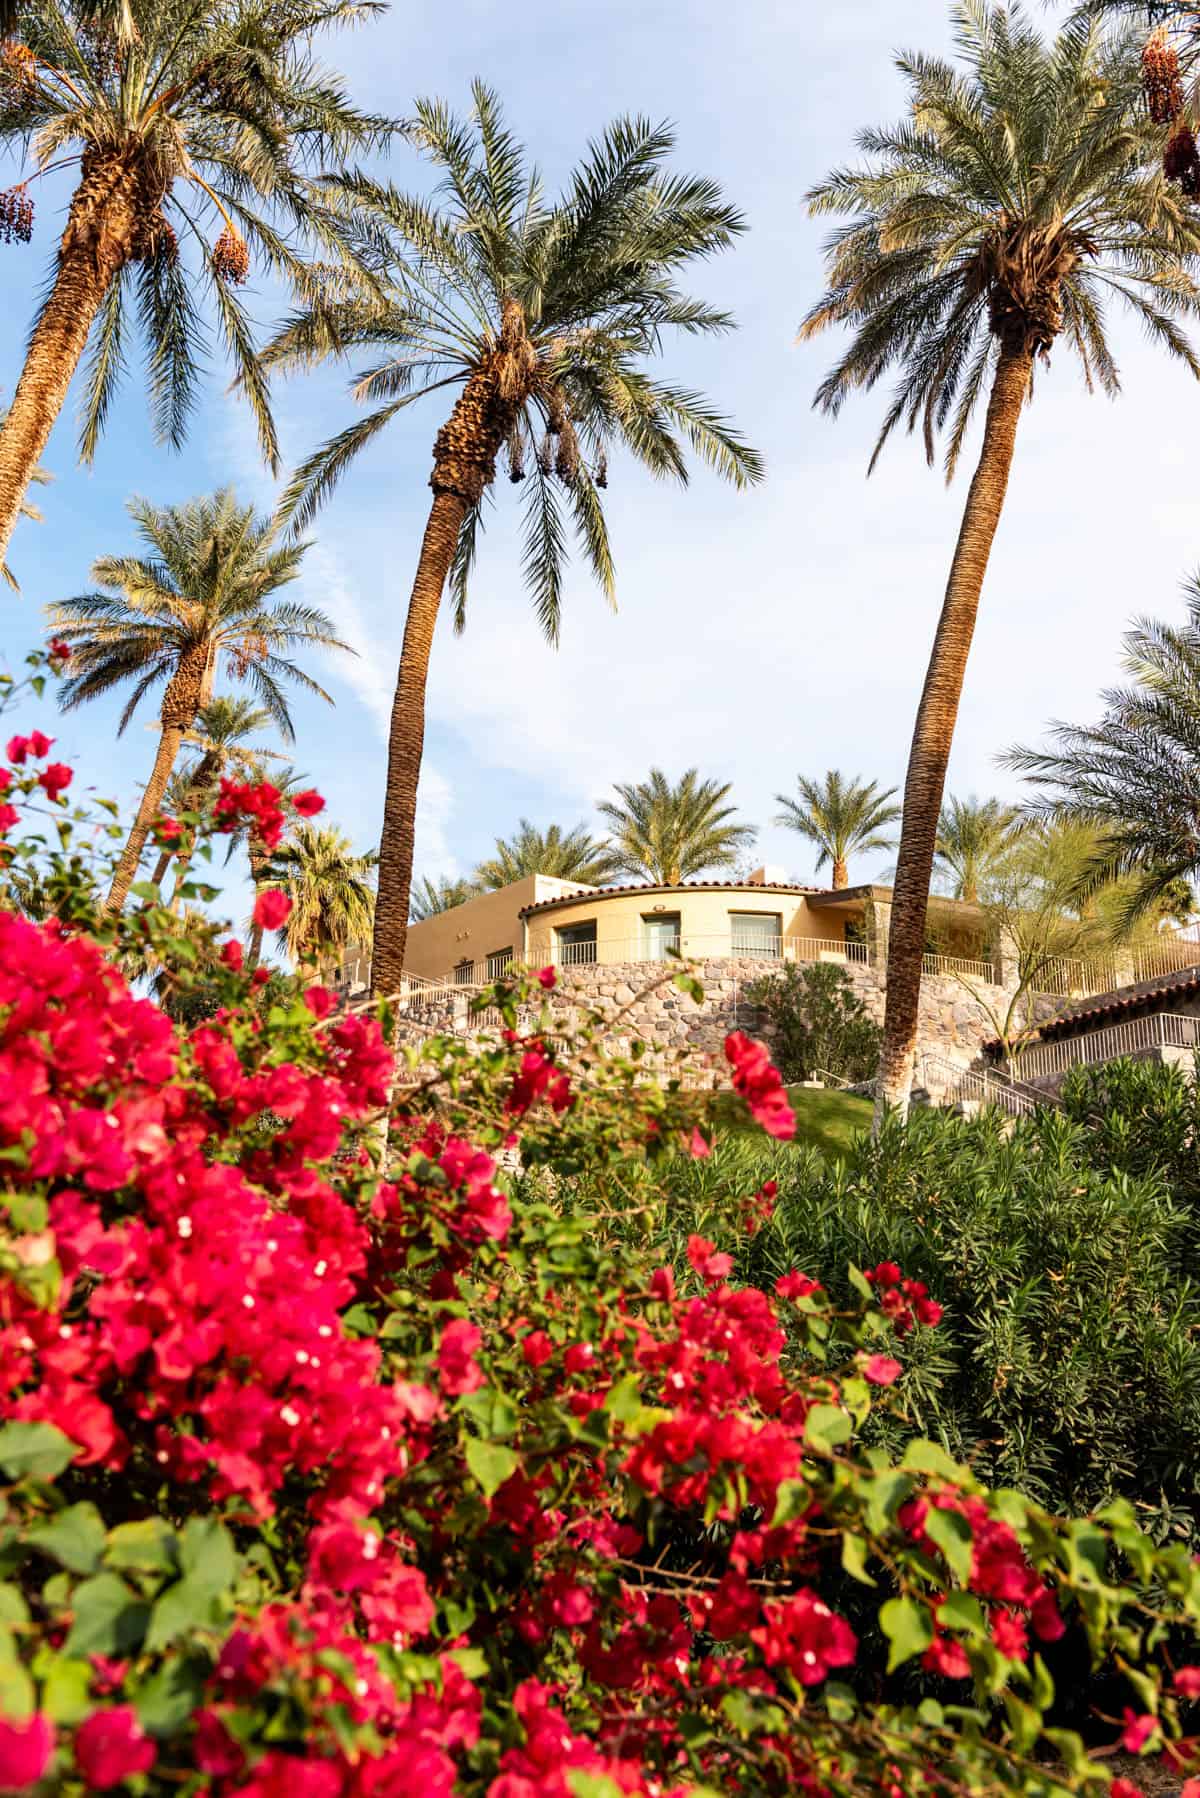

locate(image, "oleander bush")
(5, 652), (1200, 1796)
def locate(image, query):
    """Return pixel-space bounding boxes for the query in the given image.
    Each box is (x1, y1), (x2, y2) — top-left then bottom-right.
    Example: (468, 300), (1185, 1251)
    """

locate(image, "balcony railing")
(1015, 1011), (1200, 1084)
(523, 933), (874, 975)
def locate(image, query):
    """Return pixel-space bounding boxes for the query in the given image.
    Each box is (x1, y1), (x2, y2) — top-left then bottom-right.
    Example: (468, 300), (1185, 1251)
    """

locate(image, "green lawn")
(786, 1085), (874, 1159)
(712, 1082), (873, 1161)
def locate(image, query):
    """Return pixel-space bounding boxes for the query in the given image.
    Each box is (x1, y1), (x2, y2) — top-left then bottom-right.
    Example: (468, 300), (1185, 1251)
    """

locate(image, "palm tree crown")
(1006, 576), (1200, 923)
(51, 489), (345, 736)
(774, 771), (899, 890)
(597, 768), (756, 887)
(934, 794), (1022, 904)
(475, 819), (615, 890)
(410, 874), (479, 921)
(270, 83), (762, 627)
(0, 0), (392, 570)
(268, 823), (376, 969)
(49, 487), (349, 910)
(802, 3), (1200, 478)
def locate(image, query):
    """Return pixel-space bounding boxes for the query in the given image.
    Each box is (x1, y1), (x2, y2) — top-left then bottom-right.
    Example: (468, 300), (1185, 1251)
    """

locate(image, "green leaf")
(925, 1506), (974, 1585)
(0, 1422), (75, 1482)
(603, 1375), (644, 1424)
(28, 1504), (106, 1574)
(0, 1585), (29, 1627)
(567, 1777), (625, 1798)
(0, 1659), (34, 1719)
(865, 1468), (913, 1535)
(41, 1656), (92, 1724)
(178, 1518), (236, 1594)
(1004, 1692), (1042, 1751)
(135, 1654), (207, 1736)
(63, 1573), (150, 1658)
(879, 1595), (933, 1672)
(143, 1574), (228, 1654)
(105, 1519), (179, 1575)
(130, 881), (161, 902)
(465, 1439), (518, 1498)
(901, 1439), (965, 1482)
(936, 1591), (987, 1636)
(804, 1404), (852, 1453)
(840, 1531), (877, 1587)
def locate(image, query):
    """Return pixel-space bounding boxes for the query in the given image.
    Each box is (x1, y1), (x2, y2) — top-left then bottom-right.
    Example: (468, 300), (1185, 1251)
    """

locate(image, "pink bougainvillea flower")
(37, 762), (73, 799)
(253, 889), (292, 931)
(776, 1271), (822, 1302)
(862, 1354), (903, 1386)
(686, 1235), (733, 1284)
(1121, 1711), (1159, 1755)
(723, 1031), (795, 1140)
(219, 939), (244, 972)
(536, 966), (556, 990)
(75, 1707), (156, 1788)
(0, 1714), (54, 1788)
(1176, 1666), (1200, 1697)
(48, 638), (71, 661)
(291, 789), (325, 817)
(438, 1318), (485, 1396)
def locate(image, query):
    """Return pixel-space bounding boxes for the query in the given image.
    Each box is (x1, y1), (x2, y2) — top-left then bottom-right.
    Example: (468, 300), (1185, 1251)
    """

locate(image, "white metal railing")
(1131, 939), (1200, 983)
(921, 1055), (1042, 1118)
(922, 951), (996, 981)
(525, 933), (875, 973)
(1016, 1012), (1200, 1084)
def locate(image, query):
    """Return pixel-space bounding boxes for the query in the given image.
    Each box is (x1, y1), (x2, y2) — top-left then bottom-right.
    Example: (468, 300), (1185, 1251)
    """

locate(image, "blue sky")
(3, 0), (1198, 914)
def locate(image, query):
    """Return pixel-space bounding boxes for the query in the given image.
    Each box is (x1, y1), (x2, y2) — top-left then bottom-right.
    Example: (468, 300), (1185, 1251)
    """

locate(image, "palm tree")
(596, 768), (756, 886)
(0, 412), (50, 593)
(1006, 578), (1200, 925)
(150, 696), (282, 898)
(0, 0), (391, 567)
(263, 84), (762, 996)
(267, 824), (376, 973)
(410, 874), (479, 921)
(475, 819), (615, 890)
(774, 771), (899, 890)
(802, 3), (1200, 1118)
(48, 489), (349, 912)
(934, 794), (1022, 905)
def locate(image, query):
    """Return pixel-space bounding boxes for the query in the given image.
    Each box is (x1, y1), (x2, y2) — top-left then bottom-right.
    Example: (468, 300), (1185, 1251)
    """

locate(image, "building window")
(555, 921), (597, 966)
(486, 946), (514, 980)
(642, 912), (682, 960)
(730, 911), (782, 958)
(453, 959), (475, 985)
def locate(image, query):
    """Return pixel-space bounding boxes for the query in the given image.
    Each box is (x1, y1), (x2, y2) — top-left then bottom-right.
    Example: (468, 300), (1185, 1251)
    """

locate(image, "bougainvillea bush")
(5, 662), (1200, 1794)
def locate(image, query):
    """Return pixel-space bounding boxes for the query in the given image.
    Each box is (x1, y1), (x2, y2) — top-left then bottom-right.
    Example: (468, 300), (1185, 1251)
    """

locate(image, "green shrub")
(748, 959), (881, 1083)
(1060, 1052), (1200, 1204)
(584, 1107), (1200, 1537)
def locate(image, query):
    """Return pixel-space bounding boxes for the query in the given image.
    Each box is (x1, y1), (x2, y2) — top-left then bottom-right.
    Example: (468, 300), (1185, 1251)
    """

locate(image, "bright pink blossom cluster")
(723, 1031), (795, 1139)
(864, 1261), (944, 1332)
(213, 778), (323, 850)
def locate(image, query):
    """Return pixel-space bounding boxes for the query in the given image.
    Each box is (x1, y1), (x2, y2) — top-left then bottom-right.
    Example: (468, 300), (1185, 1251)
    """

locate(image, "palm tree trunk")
(105, 723), (185, 914)
(873, 343), (1033, 1126)
(832, 858), (849, 890)
(0, 153), (146, 568)
(244, 839), (270, 970)
(370, 490), (469, 997)
(150, 848), (174, 892)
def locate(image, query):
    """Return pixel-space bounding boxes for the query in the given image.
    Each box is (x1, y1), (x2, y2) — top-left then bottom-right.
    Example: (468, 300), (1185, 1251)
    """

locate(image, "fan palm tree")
(0, 0), (392, 569)
(410, 874), (479, 921)
(1006, 577), (1200, 925)
(774, 771), (899, 890)
(150, 696), (282, 898)
(48, 488), (349, 912)
(802, 2), (1200, 1118)
(263, 84), (762, 996)
(596, 768), (755, 886)
(267, 823), (376, 972)
(934, 794), (1022, 904)
(475, 819), (615, 890)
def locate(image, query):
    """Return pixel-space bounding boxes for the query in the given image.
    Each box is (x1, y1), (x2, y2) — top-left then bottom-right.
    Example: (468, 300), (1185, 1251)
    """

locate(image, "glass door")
(643, 913), (681, 960)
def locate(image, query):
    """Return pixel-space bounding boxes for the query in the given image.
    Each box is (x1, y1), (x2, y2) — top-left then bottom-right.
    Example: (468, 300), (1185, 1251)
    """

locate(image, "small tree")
(749, 961), (881, 1085)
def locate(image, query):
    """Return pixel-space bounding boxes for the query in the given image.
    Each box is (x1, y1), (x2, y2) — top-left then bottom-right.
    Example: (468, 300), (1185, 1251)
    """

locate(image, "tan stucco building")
(372, 870), (997, 990)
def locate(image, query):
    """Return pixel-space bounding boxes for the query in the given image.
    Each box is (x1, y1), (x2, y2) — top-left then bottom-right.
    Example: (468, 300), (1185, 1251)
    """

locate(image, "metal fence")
(921, 1055), (1043, 1119)
(1015, 1011), (1200, 1084)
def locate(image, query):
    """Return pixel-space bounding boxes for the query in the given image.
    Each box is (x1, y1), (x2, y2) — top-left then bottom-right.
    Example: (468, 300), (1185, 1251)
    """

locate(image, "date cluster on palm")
(1144, 27), (1185, 126)
(0, 186), (33, 244)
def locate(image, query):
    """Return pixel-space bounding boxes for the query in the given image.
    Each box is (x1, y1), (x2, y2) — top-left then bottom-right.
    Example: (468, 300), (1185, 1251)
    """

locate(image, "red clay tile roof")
(518, 879), (828, 918)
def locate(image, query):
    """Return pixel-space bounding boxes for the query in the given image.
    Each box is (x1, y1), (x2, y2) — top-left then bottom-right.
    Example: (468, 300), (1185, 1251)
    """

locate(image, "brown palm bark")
(873, 342), (1033, 1125)
(370, 340), (524, 998)
(0, 145), (161, 569)
(104, 643), (210, 914)
(832, 857), (848, 890)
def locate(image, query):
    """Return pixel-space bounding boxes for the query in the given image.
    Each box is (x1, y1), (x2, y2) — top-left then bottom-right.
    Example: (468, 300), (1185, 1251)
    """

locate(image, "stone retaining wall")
(390, 956), (1035, 1086)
